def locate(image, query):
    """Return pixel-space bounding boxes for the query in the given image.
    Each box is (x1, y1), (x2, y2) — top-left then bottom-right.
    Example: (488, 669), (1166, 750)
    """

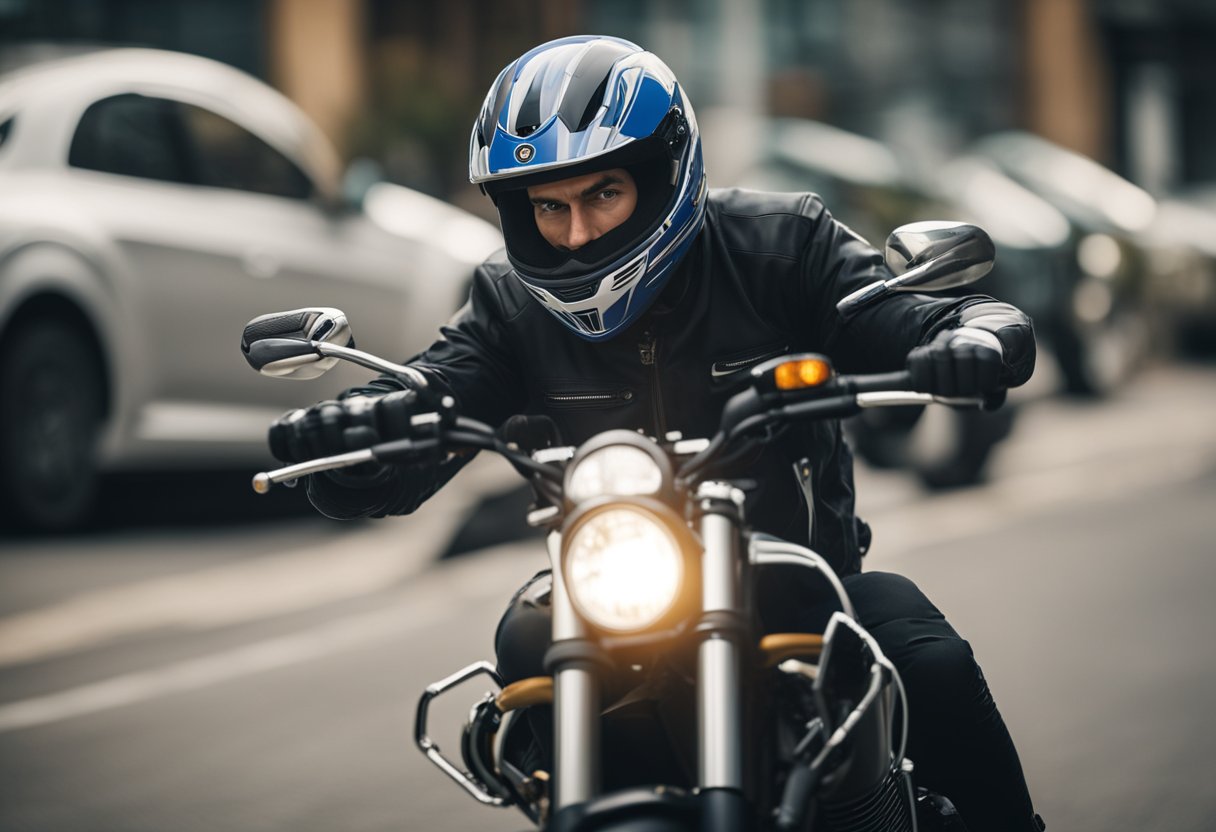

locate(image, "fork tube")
(547, 531), (600, 810)
(696, 483), (746, 793)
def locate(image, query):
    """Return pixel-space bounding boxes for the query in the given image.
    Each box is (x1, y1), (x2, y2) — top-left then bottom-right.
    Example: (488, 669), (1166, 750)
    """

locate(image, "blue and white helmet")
(469, 36), (707, 341)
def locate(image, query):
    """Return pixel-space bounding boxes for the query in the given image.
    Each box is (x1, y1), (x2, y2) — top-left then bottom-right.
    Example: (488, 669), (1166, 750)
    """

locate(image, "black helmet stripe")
(557, 40), (633, 131)
(515, 69), (544, 134)
(482, 65), (514, 143)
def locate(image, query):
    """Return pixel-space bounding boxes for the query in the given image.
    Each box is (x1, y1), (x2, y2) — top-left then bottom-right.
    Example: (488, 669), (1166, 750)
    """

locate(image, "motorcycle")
(241, 221), (993, 831)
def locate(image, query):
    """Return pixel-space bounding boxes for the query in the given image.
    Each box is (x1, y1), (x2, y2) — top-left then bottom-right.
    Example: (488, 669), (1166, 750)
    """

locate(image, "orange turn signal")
(773, 358), (833, 391)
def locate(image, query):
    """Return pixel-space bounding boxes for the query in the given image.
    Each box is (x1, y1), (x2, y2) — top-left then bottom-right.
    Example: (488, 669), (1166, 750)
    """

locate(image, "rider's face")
(526, 168), (638, 251)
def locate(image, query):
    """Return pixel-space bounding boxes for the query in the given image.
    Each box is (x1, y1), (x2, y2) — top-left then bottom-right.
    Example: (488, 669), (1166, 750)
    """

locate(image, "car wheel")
(907, 405), (1016, 490)
(846, 406), (925, 470)
(0, 319), (105, 531)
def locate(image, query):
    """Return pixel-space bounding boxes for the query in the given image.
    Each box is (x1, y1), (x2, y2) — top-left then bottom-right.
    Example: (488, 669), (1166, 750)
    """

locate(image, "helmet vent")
(574, 310), (603, 332)
(610, 256), (647, 291)
(551, 281), (599, 303)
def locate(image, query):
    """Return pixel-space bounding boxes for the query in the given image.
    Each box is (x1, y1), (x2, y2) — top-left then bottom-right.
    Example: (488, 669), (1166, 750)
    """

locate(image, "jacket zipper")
(711, 344), (789, 377)
(639, 330), (667, 437)
(543, 390), (633, 407)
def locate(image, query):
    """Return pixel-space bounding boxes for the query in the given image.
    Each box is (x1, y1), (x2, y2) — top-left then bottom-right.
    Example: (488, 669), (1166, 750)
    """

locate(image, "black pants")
(495, 568), (1042, 832)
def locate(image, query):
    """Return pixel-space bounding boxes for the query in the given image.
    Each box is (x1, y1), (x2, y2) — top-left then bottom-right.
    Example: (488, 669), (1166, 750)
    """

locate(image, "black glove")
(268, 388), (424, 464)
(907, 327), (1006, 403)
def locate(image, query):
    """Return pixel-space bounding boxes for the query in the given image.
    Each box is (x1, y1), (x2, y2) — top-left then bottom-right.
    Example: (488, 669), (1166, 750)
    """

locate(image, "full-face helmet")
(469, 36), (706, 341)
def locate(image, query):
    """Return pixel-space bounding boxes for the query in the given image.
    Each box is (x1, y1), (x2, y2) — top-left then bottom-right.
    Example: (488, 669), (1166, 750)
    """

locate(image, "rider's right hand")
(268, 388), (423, 464)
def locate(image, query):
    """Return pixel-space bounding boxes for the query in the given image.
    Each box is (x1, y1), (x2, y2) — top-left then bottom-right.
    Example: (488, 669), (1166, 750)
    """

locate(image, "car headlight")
(566, 444), (664, 503)
(563, 504), (685, 633)
(1077, 233), (1122, 279)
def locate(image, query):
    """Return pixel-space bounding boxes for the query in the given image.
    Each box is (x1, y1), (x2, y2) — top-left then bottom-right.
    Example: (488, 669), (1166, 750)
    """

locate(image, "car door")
(67, 93), (410, 454)
(166, 99), (410, 414)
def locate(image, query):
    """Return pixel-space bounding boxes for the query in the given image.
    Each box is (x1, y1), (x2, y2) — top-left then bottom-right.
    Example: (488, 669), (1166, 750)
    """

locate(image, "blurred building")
(1, 0), (1213, 198)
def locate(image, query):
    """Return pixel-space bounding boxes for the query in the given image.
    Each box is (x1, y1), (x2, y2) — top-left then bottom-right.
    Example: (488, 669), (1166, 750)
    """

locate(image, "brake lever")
(854, 391), (984, 409)
(253, 446), (383, 493)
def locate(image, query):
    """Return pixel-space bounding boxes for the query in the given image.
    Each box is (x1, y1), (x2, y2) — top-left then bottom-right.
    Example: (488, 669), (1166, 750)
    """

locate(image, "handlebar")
(252, 414), (565, 493)
(251, 371), (985, 494)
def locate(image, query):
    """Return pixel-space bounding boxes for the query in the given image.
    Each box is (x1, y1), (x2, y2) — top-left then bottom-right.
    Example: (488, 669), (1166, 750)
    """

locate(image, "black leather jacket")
(307, 188), (1035, 576)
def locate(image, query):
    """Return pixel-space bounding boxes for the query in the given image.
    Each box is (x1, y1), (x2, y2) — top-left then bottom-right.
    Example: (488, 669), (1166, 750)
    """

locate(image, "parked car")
(971, 131), (1156, 395)
(728, 118), (1058, 487)
(0, 49), (501, 530)
(1141, 184), (1216, 355)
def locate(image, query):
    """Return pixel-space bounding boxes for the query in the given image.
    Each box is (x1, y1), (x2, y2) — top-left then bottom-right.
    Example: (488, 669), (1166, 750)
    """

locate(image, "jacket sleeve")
(305, 260), (528, 520)
(800, 197), (1035, 386)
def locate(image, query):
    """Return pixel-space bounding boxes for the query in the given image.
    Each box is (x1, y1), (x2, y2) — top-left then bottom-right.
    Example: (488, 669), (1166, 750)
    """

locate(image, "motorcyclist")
(269, 36), (1043, 831)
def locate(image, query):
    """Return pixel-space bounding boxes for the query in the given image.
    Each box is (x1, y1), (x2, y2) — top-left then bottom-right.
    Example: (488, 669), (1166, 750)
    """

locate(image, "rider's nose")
(565, 207), (596, 250)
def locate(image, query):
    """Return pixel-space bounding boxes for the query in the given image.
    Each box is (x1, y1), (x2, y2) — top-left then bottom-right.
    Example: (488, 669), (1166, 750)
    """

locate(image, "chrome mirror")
(837, 222), (995, 318)
(240, 307), (352, 380)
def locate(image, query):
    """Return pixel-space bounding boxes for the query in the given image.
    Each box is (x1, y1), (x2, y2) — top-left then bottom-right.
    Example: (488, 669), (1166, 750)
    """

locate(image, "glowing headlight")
(566, 445), (664, 503)
(564, 506), (684, 633)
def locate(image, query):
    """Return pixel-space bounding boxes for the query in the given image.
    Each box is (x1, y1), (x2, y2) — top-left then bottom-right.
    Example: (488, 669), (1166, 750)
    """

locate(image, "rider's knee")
(900, 637), (992, 717)
(845, 571), (944, 625)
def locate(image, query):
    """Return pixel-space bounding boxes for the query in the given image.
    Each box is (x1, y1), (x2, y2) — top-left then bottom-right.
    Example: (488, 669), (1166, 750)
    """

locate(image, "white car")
(0, 49), (502, 530)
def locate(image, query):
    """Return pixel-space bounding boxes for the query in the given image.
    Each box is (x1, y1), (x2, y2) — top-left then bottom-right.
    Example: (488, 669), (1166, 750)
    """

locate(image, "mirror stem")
(314, 342), (430, 389)
(836, 281), (889, 318)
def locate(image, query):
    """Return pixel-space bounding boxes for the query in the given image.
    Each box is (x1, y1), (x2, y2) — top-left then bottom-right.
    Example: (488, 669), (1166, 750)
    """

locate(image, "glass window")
(68, 94), (188, 183)
(178, 103), (313, 200)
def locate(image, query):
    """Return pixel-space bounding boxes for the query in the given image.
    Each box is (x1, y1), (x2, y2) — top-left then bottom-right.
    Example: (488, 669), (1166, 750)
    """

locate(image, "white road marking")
(0, 540), (544, 734)
(0, 454), (517, 668)
(0, 604), (438, 733)
(0, 516), (440, 668)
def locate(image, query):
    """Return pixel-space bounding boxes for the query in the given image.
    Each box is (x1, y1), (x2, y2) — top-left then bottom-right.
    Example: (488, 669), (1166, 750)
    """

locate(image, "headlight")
(564, 505), (685, 633)
(566, 445), (664, 502)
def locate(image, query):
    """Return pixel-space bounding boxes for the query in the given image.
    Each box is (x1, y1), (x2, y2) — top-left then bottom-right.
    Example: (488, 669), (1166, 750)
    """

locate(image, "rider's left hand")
(907, 327), (1005, 400)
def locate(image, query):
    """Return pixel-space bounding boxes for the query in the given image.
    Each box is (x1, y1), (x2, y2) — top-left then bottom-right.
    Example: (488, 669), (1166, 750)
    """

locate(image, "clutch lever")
(252, 436), (439, 493)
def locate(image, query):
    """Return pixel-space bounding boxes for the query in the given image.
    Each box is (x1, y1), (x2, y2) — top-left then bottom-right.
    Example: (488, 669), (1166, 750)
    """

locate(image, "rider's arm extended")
(305, 259), (528, 520)
(801, 198), (1035, 387)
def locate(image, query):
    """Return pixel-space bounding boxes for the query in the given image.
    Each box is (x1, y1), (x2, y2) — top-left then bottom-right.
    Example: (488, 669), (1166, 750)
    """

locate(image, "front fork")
(694, 482), (749, 830)
(548, 530), (601, 812)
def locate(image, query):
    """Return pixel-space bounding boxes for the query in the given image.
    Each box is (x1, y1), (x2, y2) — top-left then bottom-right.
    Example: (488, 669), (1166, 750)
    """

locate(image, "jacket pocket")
(709, 343), (789, 379)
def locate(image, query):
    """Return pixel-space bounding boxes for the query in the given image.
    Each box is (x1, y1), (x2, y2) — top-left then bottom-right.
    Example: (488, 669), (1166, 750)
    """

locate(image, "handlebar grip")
(847, 370), (915, 394)
(780, 397), (862, 421)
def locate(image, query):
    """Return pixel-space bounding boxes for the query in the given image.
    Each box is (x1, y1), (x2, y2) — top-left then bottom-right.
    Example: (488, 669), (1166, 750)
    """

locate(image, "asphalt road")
(1, 363), (1215, 832)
